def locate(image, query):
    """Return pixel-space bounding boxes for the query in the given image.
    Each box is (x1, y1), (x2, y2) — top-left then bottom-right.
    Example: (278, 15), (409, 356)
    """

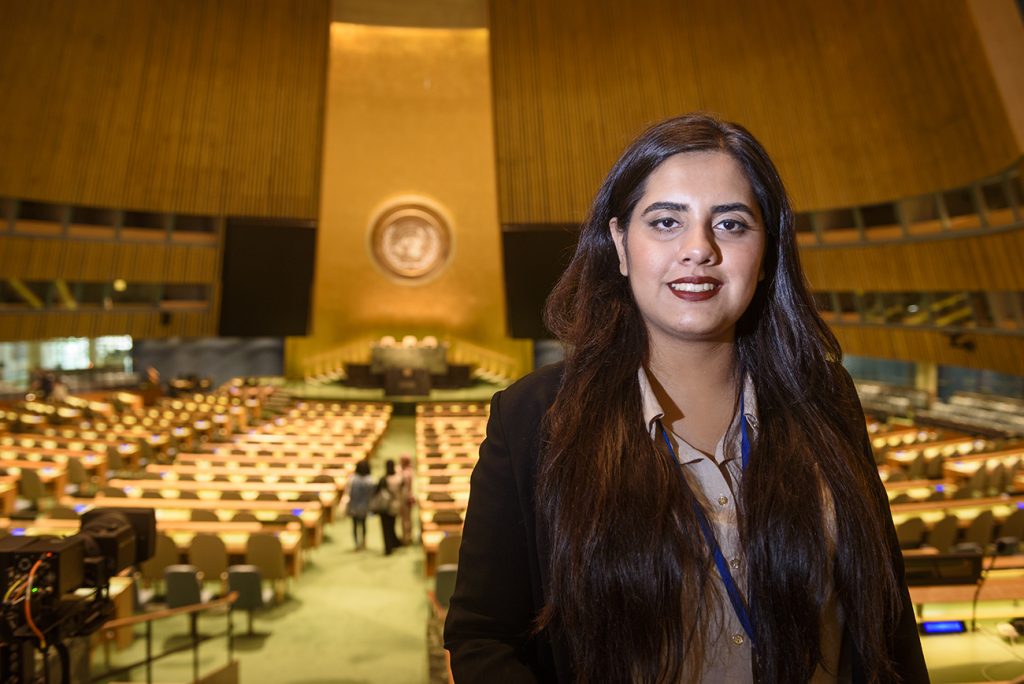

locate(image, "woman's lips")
(667, 277), (721, 301)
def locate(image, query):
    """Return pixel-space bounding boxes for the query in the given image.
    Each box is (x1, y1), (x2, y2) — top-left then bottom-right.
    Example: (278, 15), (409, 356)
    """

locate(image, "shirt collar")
(638, 366), (760, 439)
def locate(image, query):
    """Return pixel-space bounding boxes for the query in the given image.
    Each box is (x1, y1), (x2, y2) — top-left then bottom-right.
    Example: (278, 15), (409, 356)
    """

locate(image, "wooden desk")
(887, 436), (991, 467)
(39, 426), (146, 467)
(0, 460), (68, 496)
(0, 518), (303, 578)
(418, 481), (470, 493)
(908, 571), (1024, 605)
(942, 447), (1024, 481)
(885, 480), (957, 503)
(890, 495), (1024, 527)
(234, 433), (373, 449)
(419, 498), (470, 511)
(83, 426), (171, 464)
(107, 478), (339, 513)
(0, 475), (18, 514)
(901, 551), (1024, 622)
(146, 463), (350, 484)
(0, 445), (107, 483)
(420, 510), (463, 533)
(419, 456), (478, 467)
(884, 479), (953, 493)
(178, 452), (359, 470)
(418, 465), (475, 478)
(61, 496), (324, 547)
(212, 442), (368, 459)
(422, 529), (447, 577)
(869, 426), (934, 451)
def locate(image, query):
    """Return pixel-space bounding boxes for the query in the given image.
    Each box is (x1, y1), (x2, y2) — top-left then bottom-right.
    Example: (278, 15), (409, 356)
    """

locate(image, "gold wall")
(832, 326), (1024, 376)
(0, 0), (329, 218)
(800, 226), (1024, 292)
(0, 309), (216, 342)
(0, 236), (219, 284)
(969, 0), (1024, 152)
(285, 22), (531, 377)
(490, 0), (1020, 223)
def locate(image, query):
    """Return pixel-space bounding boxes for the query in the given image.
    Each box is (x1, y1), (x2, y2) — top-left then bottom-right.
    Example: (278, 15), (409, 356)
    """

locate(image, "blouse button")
(729, 558), (741, 570)
(717, 495), (729, 506)
(731, 634), (744, 646)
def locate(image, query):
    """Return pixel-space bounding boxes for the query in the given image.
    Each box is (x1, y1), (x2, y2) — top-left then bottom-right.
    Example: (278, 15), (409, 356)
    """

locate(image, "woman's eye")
(650, 217), (678, 231)
(717, 219), (747, 232)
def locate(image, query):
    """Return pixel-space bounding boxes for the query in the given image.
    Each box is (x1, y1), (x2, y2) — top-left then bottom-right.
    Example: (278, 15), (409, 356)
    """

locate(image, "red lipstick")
(667, 276), (721, 302)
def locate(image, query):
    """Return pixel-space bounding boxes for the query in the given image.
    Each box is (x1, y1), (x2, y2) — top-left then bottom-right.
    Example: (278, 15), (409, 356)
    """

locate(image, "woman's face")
(610, 151), (766, 349)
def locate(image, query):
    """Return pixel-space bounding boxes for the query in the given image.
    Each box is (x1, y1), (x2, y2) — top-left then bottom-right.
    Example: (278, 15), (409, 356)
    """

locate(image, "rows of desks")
(179, 451), (360, 471)
(106, 477), (339, 513)
(415, 404), (489, 575)
(61, 495), (326, 548)
(146, 462), (350, 484)
(890, 495), (1024, 528)
(0, 517), (305, 578)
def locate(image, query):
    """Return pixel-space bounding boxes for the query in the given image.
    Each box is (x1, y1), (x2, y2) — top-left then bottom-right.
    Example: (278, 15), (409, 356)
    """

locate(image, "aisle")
(99, 416), (430, 684)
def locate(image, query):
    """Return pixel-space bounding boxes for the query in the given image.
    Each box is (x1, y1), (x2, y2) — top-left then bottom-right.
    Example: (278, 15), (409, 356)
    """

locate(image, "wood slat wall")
(0, 309), (216, 342)
(0, 236), (219, 284)
(832, 326), (1024, 376)
(489, 0), (1020, 225)
(0, 0), (329, 219)
(800, 227), (1024, 292)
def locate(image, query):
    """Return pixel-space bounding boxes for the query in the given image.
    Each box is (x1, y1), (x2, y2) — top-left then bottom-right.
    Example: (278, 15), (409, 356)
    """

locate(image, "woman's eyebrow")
(712, 202), (756, 215)
(640, 201), (688, 215)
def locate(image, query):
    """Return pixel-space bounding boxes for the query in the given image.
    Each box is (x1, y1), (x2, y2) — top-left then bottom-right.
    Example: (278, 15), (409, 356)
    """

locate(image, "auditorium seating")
(0, 383), (393, 624)
(415, 402), (487, 575)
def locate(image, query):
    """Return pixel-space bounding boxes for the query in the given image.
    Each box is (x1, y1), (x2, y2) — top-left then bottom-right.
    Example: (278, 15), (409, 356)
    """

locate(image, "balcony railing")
(796, 160), (1022, 247)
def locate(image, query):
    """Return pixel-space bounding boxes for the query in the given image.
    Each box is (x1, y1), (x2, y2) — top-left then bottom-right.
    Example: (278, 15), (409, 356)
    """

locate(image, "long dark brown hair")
(538, 113), (901, 683)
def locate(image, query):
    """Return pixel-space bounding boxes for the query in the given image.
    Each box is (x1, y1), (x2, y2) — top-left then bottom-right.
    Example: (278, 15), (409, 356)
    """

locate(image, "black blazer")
(443, 363), (930, 683)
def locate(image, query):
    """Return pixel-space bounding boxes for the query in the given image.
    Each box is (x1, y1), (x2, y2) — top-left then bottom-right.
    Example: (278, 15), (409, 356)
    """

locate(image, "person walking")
(398, 454), (415, 544)
(375, 459), (403, 556)
(345, 459), (376, 551)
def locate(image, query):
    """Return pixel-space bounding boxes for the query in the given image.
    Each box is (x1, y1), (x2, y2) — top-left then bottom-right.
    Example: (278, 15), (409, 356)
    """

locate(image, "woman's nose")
(677, 225), (717, 265)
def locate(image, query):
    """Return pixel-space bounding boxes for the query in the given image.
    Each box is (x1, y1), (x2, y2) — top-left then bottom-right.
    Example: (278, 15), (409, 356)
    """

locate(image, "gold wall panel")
(833, 326), (1024, 376)
(0, 310), (215, 342)
(800, 226), (1024, 292)
(490, 0), (1020, 223)
(285, 22), (530, 378)
(0, 237), (219, 284)
(969, 0), (1024, 151)
(0, 0), (329, 218)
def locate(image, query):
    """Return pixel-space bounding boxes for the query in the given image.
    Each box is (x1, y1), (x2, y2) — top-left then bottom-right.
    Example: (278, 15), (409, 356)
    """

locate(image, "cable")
(972, 541), (1006, 631)
(55, 641), (71, 684)
(975, 625), (1024, 682)
(4, 577), (25, 600)
(3, 575), (28, 602)
(976, 624), (1024, 659)
(25, 558), (46, 649)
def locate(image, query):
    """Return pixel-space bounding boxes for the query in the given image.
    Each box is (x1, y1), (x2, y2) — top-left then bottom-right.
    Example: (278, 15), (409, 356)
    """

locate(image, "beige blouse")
(638, 368), (850, 683)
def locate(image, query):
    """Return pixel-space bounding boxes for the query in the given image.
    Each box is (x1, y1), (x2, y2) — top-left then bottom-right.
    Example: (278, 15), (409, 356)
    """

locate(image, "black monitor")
(501, 226), (578, 339)
(903, 552), (984, 586)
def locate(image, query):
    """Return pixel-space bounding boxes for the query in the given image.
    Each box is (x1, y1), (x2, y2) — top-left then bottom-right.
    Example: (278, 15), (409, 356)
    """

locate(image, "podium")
(384, 368), (431, 396)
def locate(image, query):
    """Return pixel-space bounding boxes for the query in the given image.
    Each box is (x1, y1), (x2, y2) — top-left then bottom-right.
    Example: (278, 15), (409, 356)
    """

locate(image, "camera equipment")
(0, 508), (156, 683)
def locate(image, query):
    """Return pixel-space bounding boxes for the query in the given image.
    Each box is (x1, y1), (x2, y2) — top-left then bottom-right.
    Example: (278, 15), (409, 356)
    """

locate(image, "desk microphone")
(971, 538), (1010, 632)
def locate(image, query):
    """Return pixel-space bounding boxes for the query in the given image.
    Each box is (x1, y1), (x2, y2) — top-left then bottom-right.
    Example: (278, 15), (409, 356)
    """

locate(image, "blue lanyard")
(659, 412), (755, 647)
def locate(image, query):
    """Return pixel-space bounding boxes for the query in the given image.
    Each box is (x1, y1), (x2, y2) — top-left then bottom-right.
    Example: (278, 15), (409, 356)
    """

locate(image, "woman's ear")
(609, 218), (628, 277)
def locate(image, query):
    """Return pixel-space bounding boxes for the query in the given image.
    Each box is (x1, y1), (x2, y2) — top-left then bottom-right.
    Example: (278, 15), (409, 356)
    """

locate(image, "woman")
(345, 459), (376, 551)
(376, 458), (404, 556)
(443, 114), (927, 683)
(398, 454), (416, 544)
